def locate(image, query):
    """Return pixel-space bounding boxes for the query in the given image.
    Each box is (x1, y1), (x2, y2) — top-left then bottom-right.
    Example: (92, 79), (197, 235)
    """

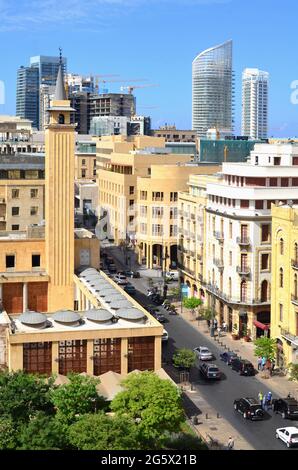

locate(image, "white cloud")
(0, 0), (232, 32)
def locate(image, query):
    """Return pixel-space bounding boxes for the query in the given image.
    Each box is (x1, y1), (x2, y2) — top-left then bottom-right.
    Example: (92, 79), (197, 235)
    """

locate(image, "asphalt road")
(104, 248), (298, 451)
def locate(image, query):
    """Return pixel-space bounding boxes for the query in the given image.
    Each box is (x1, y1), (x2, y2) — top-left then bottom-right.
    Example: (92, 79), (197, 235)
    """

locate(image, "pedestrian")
(261, 356), (266, 371)
(258, 391), (263, 405)
(227, 436), (234, 450)
(217, 326), (221, 337)
(266, 391), (272, 409)
(262, 394), (267, 411)
(257, 356), (262, 371)
(214, 319), (218, 329)
(271, 359), (276, 376)
(207, 319), (211, 328)
(222, 321), (227, 332)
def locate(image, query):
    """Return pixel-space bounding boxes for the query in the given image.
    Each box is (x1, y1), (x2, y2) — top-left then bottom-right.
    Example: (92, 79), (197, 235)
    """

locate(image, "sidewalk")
(179, 307), (298, 400)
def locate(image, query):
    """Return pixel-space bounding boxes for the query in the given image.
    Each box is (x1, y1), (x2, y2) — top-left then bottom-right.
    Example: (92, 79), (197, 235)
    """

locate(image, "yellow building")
(271, 204), (298, 367)
(0, 66), (163, 375)
(75, 140), (97, 181)
(177, 173), (221, 299)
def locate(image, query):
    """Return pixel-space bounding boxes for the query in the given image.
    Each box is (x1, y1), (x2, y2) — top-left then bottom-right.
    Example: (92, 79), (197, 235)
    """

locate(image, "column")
(87, 339), (94, 375)
(148, 244), (152, 269)
(9, 344), (23, 372)
(154, 336), (162, 371)
(121, 338), (128, 375)
(23, 282), (28, 312)
(51, 341), (59, 374)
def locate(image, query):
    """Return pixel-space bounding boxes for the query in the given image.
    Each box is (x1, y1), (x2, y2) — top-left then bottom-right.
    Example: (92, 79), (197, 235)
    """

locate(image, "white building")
(39, 84), (55, 131)
(204, 143), (298, 339)
(242, 68), (269, 140)
(90, 116), (128, 137)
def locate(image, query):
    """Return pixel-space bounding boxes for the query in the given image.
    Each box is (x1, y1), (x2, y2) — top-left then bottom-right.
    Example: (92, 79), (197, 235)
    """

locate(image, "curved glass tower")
(192, 40), (234, 138)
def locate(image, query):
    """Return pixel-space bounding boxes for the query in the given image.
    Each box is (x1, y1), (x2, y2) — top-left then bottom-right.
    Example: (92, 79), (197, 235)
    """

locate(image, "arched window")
(261, 280), (268, 302)
(58, 114), (65, 124)
(279, 268), (284, 288)
(294, 274), (298, 299)
(229, 277), (232, 298)
(295, 243), (298, 263)
(280, 238), (284, 255)
(240, 280), (247, 302)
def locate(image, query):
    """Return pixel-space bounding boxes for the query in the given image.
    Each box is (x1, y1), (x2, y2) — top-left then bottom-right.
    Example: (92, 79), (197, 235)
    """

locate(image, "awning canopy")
(253, 320), (270, 330)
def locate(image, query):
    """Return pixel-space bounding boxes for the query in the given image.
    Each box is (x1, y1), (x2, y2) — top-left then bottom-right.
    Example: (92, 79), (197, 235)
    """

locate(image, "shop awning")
(253, 320), (270, 330)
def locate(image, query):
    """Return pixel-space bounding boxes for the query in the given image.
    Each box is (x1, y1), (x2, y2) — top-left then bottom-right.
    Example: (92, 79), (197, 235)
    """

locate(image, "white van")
(162, 329), (169, 342)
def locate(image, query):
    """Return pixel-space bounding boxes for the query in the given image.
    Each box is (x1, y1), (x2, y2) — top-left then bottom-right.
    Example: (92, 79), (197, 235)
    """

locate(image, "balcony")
(291, 294), (298, 306)
(213, 258), (224, 270)
(177, 262), (195, 278)
(236, 265), (251, 276)
(213, 231), (224, 242)
(236, 236), (251, 247)
(291, 259), (298, 270)
(280, 328), (298, 347)
(0, 198), (5, 204)
(191, 214), (195, 220)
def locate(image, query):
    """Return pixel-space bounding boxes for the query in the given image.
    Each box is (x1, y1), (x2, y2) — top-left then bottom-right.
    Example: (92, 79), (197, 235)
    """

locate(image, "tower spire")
(54, 48), (66, 100)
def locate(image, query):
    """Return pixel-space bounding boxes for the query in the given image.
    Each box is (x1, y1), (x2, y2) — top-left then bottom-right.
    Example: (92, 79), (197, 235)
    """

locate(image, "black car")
(155, 313), (166, 323)
(123, 284), (136, 295)
(234, 398), (264, 420)
(125, 270), (140, 278)
(220, 351), (238, 365)
(199, 362), (221, 380)
(231, 358), (255, 376)
(272, 397), (298, 419)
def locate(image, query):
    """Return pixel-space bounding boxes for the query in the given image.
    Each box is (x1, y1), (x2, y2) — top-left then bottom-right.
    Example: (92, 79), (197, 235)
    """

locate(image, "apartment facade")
(271, 205), (298, 367)
(242, 68), (269, 140)
(203, 143), (298, 339)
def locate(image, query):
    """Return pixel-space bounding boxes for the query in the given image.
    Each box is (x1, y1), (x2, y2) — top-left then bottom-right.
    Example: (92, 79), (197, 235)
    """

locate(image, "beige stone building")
(75, 139), (97, 181)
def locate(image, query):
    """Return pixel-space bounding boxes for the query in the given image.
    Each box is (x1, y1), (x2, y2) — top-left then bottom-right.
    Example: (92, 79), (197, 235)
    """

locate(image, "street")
(102, 245), (298, 451)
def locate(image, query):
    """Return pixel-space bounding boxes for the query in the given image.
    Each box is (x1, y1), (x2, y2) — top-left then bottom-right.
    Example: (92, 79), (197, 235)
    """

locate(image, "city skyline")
(0, 0), (298, 136)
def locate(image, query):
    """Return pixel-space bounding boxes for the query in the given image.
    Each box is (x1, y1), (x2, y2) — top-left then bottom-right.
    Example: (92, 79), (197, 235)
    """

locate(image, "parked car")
(113, 273), (128, 285)
(220, 351), (238, 365)
(105, 256), (114, 265)
(275, 427), (298, 448)
(123, 283), (136, 295)
(199, 362), (221, 380)
(272, 397), (298, 419)
(125, 270), (140, 278)
(165, 271), (179, 281)
(155, 313), (166, 323)
(162, 329), (169, 342)
(108, 264), (117, 274)
(193, 346), (213, 361)
(231, 358), (255, 376)
(233, 397), (264, 420)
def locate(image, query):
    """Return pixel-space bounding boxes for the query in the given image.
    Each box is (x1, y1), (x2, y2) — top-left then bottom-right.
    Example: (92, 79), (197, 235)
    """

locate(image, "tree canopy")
(50, 374), (105, 425)
(172, 348), (197, 369)
(18, 412), (67, 450)
(253, 337), (276, 361)
(111, 372), (184, 448)
(183, 297), (202, 310)
(68, 412), (139, 450)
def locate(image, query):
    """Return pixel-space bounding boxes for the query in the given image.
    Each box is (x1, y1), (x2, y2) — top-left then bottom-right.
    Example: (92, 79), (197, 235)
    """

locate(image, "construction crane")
(94, 78), (148, 94)
(120, 84), (159, 94)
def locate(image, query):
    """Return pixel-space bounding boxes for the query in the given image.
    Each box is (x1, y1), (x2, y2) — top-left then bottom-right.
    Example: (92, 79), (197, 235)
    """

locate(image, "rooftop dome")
(80, 268), (98, 277)
(106, 294), (127, 302)
(85, 309), (114, 322)
(52, 310), (81, 324)
(108, 300), (133, 309)
(19, 311), (47, 326)
(96, 287), (117, 297)
(116, 308), (145, 321)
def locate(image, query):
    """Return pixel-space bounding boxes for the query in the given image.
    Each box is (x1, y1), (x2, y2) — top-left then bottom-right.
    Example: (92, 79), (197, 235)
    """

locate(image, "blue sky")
(0, 0), (297, 136)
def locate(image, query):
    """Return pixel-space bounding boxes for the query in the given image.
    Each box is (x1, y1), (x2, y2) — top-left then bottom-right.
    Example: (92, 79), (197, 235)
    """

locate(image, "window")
(280, 238), (284, 255)
(140, 223), (147, 234)
(279, 304), (283, 322)
(129, 186), (134, 195)
(293, 157), (298, 165)
(58, 114), (65, 124)
(81, 169), (86, 178)
(240, 280), (247, 302)
(255, 200), (263, 209)
(170, 225), (177, 237)
(32, 254), (41, 267)
(82, 159), (86, 165)
(294, 274), (298, 298)
(246, 177), (266, 186)
(11, 189), (19, 199)
(152, 224), (163, 236)
(6, 255), (15, 268)
(139, 206), (147, 217)
(281, 178), (289, 187)
(147, 168), (151, 176)
(93, 159), (96, 167)
(140, 191), (147, 200)
(170, 192), (178, 202)
(152, 207), (164, 218)
(11, 225), (19, 231)
(292, 178), (298, 186)
(279, 268), (284, 288)
(25, 170), (38, 179)
(12, 207), (19, 216)
(261, 253), (269, 270)
(229, 222), (233, 238)
(274, 157), (281, 166)
(129, 199), (134, 208)
(30, 206), (38, 216)
(261, 224), (270, 242)
(240, 200), (249, 208)
(129, 216), (134, 223)
(30, 189), (38, 198)
(8, 170), (20, 179)
(261, 280), (268, 302)
(229, 251), (232, 266)
(269, 178), (277, 187)
(295, 242), (298, 263)
(170, 208), (178, 219)
(152, 191), (163, 201)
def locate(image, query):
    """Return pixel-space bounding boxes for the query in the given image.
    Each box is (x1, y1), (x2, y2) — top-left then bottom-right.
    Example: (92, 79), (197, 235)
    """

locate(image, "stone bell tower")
(45, 54), (76, 311)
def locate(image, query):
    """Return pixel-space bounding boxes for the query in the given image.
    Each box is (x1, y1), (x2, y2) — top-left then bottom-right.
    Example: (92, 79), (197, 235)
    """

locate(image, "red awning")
(253, 320), (270, 331)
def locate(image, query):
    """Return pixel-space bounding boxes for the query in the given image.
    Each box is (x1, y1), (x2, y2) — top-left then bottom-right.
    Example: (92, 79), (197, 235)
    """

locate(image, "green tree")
(288, 363), (298, 382)
(172, 348), (196, 369)
(0, 416), (18, 449)
(253, 337), (276, 361)
(50, 374), (106, 425)
(0, 371), (55, 423)
(111, 371), (185, 448)
(201, 307), (216, 321)
(68, 412), (139, 450)
(18, 412), (68, 450)
(183, 297), (202, 310)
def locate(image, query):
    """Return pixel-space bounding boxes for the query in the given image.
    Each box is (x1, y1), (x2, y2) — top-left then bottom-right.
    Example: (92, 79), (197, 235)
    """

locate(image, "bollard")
(205, 413), (209, 419)
(217, 412), (221, 419)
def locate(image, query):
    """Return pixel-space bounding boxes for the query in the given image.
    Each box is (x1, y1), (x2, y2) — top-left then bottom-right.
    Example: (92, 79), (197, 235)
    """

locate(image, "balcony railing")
(291, 294), (298, 306)
(213, 258), (224, 269)
(213, 231), (224, 242)
(205, 283), (269, 305)
(177, 262), (195, 277)
(236, 265), (251, 276)
(280, 328), (298, 346)
(291, 259), (298, 270)
(236, 236), (251, 246)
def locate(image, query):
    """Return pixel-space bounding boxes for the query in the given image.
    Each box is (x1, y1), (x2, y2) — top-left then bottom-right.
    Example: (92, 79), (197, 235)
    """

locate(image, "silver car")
(193, 346), (213, 361)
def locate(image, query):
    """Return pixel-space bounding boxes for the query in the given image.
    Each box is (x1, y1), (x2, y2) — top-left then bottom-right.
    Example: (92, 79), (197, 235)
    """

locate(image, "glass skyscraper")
(241, 68), (269, 140)
(192, 40), (234, 138)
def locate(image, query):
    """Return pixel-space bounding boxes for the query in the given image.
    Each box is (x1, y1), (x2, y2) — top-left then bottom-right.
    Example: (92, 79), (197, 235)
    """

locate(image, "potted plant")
(232, 324), (239, 340)
(243, 326), (251, 342)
